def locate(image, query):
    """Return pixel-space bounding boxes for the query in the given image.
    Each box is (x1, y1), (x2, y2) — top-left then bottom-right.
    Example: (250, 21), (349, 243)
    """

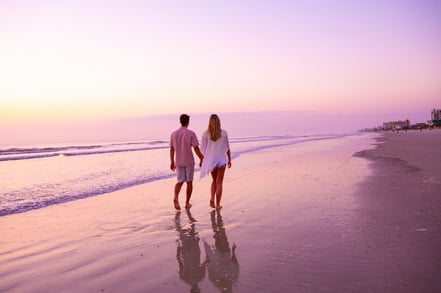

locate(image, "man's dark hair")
(180, 114), (190, 126)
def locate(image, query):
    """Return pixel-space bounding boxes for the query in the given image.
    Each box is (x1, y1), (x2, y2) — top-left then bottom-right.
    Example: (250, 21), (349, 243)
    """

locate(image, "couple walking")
(170, 114), (231, 210)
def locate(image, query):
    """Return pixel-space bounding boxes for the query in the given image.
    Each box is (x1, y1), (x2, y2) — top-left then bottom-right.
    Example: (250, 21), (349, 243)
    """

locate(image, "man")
(170, 114), (204, 210)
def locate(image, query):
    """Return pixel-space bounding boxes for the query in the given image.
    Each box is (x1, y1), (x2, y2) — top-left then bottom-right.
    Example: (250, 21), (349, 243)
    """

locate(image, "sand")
(0, 131), (440, 292)
(353, 129), (441, 291)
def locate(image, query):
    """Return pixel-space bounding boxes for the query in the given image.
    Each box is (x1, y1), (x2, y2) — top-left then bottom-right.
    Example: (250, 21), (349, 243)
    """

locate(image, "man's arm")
(193, 145), (204, 167)
(170, 146), (176, 171)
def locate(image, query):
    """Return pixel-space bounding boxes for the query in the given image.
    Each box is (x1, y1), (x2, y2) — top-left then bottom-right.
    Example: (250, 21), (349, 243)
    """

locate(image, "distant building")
(430, 108), (441, 127)
(383, 120), (410, 131)
(431, 109), (441, 121)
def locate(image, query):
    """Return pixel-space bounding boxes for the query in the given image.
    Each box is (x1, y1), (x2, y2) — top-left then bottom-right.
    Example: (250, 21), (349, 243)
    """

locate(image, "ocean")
(0, 132), (361, 217)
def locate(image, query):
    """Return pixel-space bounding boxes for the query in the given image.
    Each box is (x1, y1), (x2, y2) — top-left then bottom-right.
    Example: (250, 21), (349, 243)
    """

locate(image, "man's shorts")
(176, 166), (195, 183)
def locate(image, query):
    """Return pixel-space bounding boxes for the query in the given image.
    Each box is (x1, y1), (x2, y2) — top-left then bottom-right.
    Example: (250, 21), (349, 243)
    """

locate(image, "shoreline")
(1, 131), (440, 292)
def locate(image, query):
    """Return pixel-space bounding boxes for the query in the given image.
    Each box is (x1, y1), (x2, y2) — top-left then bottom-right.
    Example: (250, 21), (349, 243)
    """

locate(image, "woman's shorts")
(176, 166), (194, 183)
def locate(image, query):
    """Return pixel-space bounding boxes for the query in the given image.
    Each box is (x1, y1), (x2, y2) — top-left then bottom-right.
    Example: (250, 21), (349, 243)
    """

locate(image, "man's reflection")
(175, 210), (205, 293)
(204, 210), (239, 292)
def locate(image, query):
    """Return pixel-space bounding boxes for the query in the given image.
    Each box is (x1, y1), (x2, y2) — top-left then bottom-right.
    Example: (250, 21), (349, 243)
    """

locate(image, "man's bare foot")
(216, 205), (222, 210)
(185, 203), (192, 210)
(174, 199), (181, 210)
(210, 200), (215, 209)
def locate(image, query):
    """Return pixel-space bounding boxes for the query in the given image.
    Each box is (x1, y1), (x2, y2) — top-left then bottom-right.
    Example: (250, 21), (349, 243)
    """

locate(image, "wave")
(0, 173), (175, 217)
(0, 140), (170, 162)
(0, 134), (355, 162)
(0, 153), (61, 162)
(0, 144), (104, 156)
(62, 145), (168, 157)
(231, 134), (346, 158)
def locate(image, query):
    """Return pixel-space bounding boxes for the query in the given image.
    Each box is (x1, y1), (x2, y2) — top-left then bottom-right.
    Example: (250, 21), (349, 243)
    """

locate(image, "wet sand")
(353, 129), (441, 292)
(1, 131), (440, 292)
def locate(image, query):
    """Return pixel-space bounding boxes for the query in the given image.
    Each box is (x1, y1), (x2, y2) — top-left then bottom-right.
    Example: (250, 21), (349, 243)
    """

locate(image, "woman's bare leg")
(215, 165), (226, 209)
(210, 168), (218, 208)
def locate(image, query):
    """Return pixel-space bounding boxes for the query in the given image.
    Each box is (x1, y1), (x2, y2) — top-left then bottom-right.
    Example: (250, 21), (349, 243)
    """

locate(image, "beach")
(1, 131), (440, 292)
(353, 129), (441, 291)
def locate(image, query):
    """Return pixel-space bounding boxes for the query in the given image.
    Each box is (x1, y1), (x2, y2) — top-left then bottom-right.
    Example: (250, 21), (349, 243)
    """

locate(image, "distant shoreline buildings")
(361, 108), (441, 132)
(382, 120), (410, 131)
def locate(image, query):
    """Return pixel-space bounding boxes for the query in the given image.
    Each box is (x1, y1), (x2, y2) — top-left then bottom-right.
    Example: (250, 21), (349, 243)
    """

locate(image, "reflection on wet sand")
(175, 209), (239, 292)
(204, 210), (239, 292)
(175, 210), (205, 293)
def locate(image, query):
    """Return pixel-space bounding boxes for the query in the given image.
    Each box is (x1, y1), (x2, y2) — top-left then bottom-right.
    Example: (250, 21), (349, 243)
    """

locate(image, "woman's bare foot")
(210, 200), (215, 209)
(185, 203), (192, 210)
(216, 205), (222, 210)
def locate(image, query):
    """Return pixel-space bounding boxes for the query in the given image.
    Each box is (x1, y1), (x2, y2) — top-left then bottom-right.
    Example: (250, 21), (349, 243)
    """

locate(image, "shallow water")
(0, 133), (357, 216)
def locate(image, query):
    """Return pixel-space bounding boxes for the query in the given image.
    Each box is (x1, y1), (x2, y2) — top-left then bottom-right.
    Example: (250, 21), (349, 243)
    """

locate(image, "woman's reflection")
(175, 210), (205, 293)
(204, 210), (239, 292)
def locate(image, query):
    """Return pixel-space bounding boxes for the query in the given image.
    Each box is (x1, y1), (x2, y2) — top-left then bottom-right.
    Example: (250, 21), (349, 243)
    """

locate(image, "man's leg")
(174, 182), (183, 210)
(185, 181), (193, 209)
(184, 166), (194, 209)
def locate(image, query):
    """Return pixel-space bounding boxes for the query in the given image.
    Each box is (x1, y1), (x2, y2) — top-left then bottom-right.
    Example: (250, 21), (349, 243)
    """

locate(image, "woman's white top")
(200, 129), (230, 179)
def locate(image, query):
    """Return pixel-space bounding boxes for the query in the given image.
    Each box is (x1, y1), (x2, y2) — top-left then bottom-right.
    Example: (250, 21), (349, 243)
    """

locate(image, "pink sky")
(0, 0), (440, 143)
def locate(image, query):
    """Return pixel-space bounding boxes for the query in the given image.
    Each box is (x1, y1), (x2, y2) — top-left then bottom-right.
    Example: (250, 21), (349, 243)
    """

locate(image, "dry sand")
(0, 131), (440, 292)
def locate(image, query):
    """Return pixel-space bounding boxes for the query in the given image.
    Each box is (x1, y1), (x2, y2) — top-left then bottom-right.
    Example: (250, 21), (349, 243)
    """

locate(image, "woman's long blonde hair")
(207, 114), (222, 141)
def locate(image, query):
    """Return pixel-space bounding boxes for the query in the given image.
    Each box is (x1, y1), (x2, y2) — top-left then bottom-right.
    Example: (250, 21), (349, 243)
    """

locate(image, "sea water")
(0, 133), (360, 216)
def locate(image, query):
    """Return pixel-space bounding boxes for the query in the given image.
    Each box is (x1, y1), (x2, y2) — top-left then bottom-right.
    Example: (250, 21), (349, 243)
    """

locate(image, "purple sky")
(1, 0), (440, 144)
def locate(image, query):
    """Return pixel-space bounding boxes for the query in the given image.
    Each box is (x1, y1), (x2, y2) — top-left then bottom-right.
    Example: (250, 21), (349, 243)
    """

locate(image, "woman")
(200, 114), (232, 209)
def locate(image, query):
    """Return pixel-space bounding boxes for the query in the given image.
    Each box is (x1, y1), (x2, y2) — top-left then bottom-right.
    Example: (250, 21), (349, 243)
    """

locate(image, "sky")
(1, 0), (440, 144)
